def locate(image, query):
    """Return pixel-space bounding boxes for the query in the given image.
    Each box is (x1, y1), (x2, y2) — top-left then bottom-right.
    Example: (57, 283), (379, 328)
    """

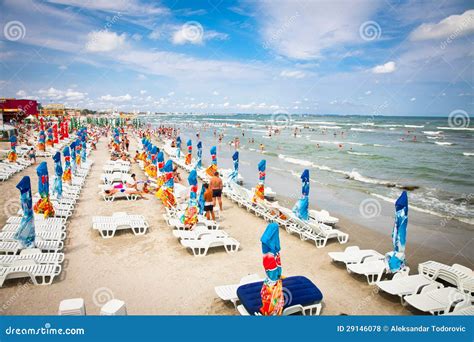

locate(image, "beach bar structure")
(0, 98), (38, 123)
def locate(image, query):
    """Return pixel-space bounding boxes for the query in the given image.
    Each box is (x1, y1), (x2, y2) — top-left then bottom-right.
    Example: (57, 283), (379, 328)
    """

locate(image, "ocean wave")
(463, 152), (474, 156)
(423, 131), (442, 135)
(310, 139), (366, 146)
(347, 151), (372, 156)
(371, 193), (474, 226)
(426, 136), (441, 140)
(278, 154), (313, 167)
(404, 125), (425, 128)
(437, 126), (474, 131)
(350, 128), (375, 132)
(318, 125), (342, 129)
(435, 142), (453, 146)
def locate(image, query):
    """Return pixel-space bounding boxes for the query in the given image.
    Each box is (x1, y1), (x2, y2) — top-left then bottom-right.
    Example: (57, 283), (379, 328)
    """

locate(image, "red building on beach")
(0, 98), (38, 123)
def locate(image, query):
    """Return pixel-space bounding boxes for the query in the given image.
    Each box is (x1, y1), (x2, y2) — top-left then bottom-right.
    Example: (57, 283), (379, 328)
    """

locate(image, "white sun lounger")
(3, 222), (65, 233)
(444, 305), (474, 315)
(309, 209), (339, 225)
(215, 274), (263, 307)
(100, 190), (138, 202)
(0, 230), (66, 242)
(237, 303), (322, 316)
(181, 235), (240, 256)
(173, 226), (228, 240)
(163, 215), (219, 231)
(328, 246), (384, 265)
(346, 256), (389, 284)
(0, 239), (64, 255)
(418, 261), (473, 286)
(376, 270), (444, 304)
(0, 260), (62, 287)
(0, 248), (64, 266)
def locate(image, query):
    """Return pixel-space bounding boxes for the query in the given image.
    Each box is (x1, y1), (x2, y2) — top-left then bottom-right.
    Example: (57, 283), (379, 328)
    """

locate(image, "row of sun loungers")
(0, 159), (34, 181)
(0, 146), (94, 288)
(328, 245), (474, 315)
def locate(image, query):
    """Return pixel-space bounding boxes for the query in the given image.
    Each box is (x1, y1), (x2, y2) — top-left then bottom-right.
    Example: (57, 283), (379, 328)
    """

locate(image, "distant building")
(0, 98), (38, 123)
(41, 103), (66, 117)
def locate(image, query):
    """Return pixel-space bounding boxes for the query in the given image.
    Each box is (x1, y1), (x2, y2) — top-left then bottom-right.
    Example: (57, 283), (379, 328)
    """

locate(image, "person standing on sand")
(210, 171), (223, 211)
(203, 183), (215, 220)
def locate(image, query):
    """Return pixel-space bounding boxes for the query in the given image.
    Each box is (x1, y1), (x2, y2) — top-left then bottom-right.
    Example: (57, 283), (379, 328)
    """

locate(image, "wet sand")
(0, 134), (470, 315)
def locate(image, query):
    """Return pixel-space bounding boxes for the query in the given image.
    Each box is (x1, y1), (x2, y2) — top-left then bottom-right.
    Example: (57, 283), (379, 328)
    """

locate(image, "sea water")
(144, 113), (474, 226)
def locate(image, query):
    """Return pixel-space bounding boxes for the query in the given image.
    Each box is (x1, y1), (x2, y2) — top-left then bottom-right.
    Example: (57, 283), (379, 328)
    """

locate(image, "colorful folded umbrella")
(156, 160), (175, 208)
(260, 222), (284, 316)
(176, 136), (182, 158)
(33, 162), (55, 218)
(37, 130), (46, 151)
(205, 146), (218, 177)
(8, 135), (17, 163)
(52, 152), (63, 199)
(196, 141), (202, 169)
(253, 160), (266, 202)
(14, 176), (35, 248)
(185, 139), (192, 165)
(228, 151), (239, 182)
(292, 169), (310, 220)
(181, 170), (199, 227)
(62, 146), (72, 184)
(385, 191), (408, 272)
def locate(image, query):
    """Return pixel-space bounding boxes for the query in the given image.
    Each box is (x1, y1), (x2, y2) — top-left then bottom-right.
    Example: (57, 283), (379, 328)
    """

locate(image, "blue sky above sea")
(0, 0), (473, 116)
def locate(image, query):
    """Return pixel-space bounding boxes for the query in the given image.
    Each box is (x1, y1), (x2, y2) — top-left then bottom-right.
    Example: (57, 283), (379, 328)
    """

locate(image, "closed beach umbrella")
(253, 160), (266, 202)
(62, 146), (72, 184)
(8, 135), (17, 163)
(64, 120), (69, 138)
(39, 117), (45, 131)
(196, 141), (202, 169)
(70, 141), (77, 174)
(38, 130), (46, 151)
(292, 169), (310, 220)
(228, 151), (239, 183)
(53, 124), (59, 144)
(260, 222), (284, 315)
(385, 191), (408, 272)
(156, 160), (176, 207)
(33, 162), (55, 218)
(157, 151), (165, 173)
(46, 127), (54, 147)
(75, 139), (82, 167)
(176, 136), (182, 158)
(198, 184), (205, 215)
(146, 146), (158, 178)
(205, 146), (218, 177)
(181, 170), (199, 227)
(185, 139), (192, 165)
(14, 176), (35, 248)
(52, 152), (63, 199)
(81, 140), (87, 164)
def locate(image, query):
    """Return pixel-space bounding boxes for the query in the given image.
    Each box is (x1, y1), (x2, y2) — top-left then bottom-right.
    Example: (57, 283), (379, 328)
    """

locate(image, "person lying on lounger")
(104, 184), (148, 200)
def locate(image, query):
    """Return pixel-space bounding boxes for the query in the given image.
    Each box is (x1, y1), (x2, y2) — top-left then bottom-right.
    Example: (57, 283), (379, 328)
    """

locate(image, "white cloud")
(46, 0), (169, 16)
(99, 94), (132, 102)
(168, 91), (175, 96)
(16, 90), (27, 97)
(171, 22), (228, 45)
(148, 29), (160, 40)
(280, 70), (306, 79)
(371, 61), (396, 74)
(58, 65), (68, 70)
(212, 90), (219, 95)
(132, 33), (142, 41)
(137, 74), (147, 80)
(140, 90), (147, 94)
(85, 30), (127, 52)
(410, 10), (474, 41)
(258, 0), (380, 60)
(410, 97), (416, 102)
(37, 87), (87, 101)
(365, 90), (372, 95)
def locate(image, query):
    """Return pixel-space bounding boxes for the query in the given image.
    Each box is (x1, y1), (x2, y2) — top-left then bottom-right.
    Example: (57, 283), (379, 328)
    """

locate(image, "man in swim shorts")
(209, 171), (223, 211)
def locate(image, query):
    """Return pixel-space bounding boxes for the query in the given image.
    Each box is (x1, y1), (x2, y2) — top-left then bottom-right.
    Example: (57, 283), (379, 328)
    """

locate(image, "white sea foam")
(423, 131), (442, 135)
(318, 125), (342, 130)
(347, 151), (372, 156)
(278, 154), (313, 167)
(463, 152), (474, 156)
(351, 128), (375, 132)
(435, 142), (453, 146)
(437, 126), (474, 131)
(405, 125), (425, 128)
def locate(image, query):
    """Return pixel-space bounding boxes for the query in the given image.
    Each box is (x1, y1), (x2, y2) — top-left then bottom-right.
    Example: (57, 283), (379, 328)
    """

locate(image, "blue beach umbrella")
(196, 141), (202, 169)
(198, 184), (205, 215)
(52, 152), (63, 199)
(385, 191), (408, 272)
(14, 176), (35, 248)
(70, 141), (77, 174)
(228, 151), (239, 182)
(292, 169), (310, 220)
(176, 136), (182, 158)
(157, 151), (165, 173)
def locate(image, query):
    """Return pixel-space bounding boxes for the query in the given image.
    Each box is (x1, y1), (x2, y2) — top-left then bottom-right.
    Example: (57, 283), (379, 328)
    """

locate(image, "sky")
(0, 0), (473, 116)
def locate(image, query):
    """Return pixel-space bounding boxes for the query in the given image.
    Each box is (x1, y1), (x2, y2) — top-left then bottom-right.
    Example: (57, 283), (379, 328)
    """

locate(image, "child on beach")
(203, 183), (215, 220)
(28, 148), (36, 164)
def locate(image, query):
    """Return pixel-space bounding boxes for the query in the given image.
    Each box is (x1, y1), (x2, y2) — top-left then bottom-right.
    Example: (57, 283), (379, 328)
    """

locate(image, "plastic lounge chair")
(346, 256), (388, 284)
(58, 298), (86, 315)
(328, 246), (383, 265)
(173, 226), (228, 240)
(0, 248), (64, 266)
(100, 299), (127, 315)
(309, 209), (339, 225)
(236, 276), (323, 316)
(180, 235), (240, 256)
(444, 305), (474, 315)
(0, 260), (62, 287)
(418, 261), (473, 286)
(376, 268), (444, 304)
(215, 274), (263, 307)
(0, 239), (64, 255)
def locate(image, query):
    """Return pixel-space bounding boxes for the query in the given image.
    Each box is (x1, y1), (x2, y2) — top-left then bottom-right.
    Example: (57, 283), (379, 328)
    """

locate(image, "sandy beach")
(0, 131), (471, 316)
